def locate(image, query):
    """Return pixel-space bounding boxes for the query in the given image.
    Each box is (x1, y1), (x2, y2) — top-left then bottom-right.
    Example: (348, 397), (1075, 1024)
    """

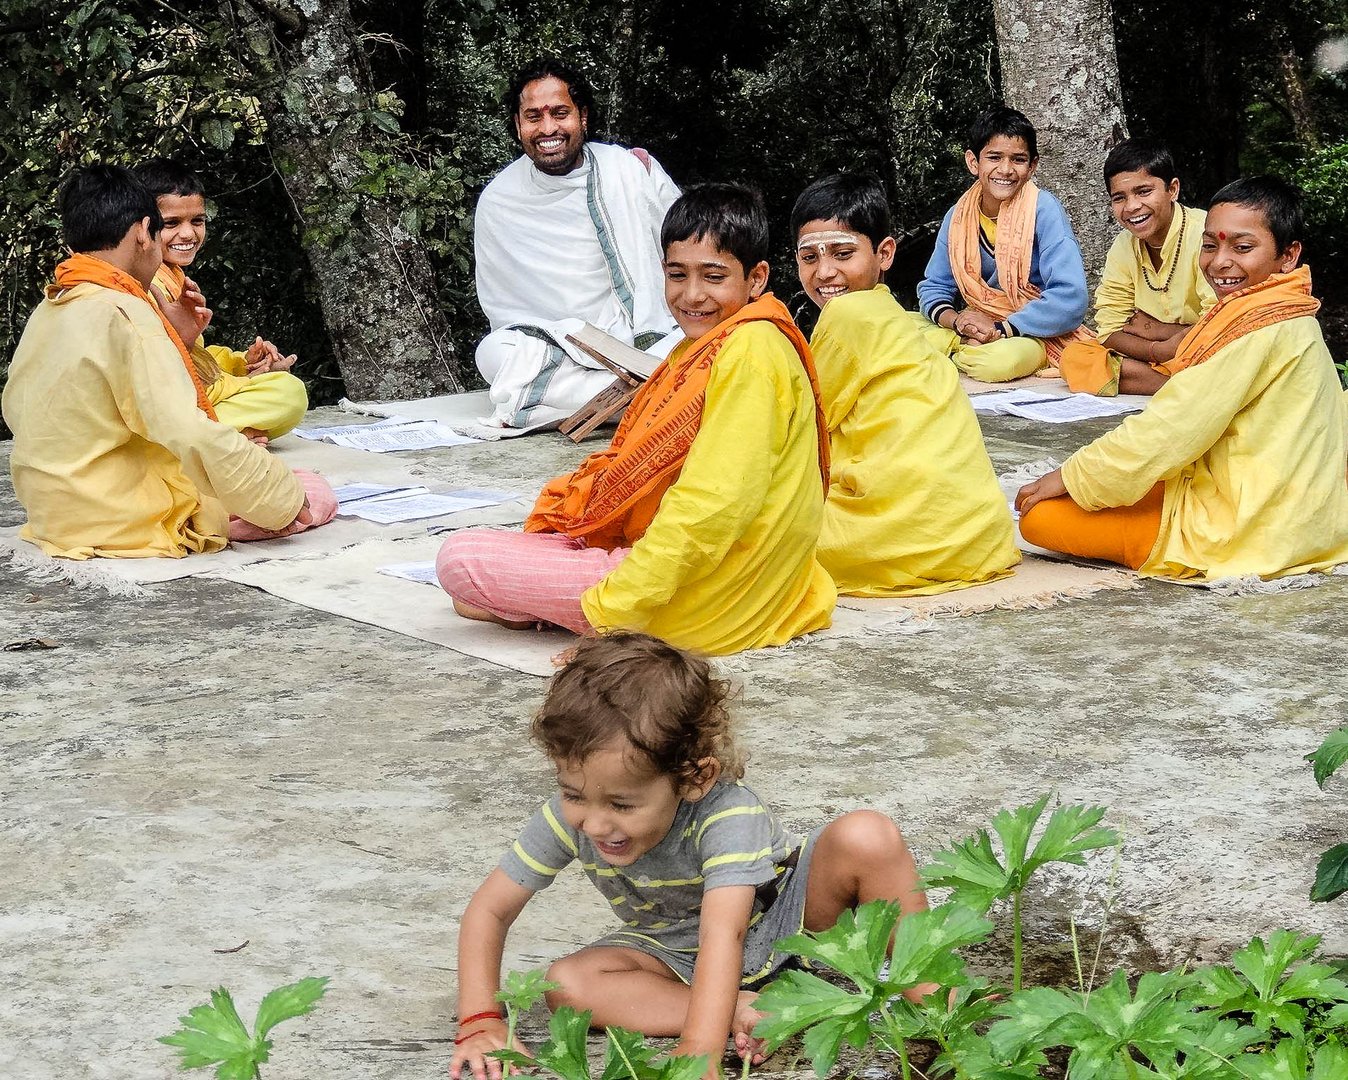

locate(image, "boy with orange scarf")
(436, 183), (836, 653)
(1015, 177), (1348, 581)
(916, 106), (1091, 382)
(2, 165), (334, 559)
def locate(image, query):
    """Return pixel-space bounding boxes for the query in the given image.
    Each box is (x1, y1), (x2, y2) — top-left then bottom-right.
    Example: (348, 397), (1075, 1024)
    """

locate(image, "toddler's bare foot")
(731, 991), (769, 1065)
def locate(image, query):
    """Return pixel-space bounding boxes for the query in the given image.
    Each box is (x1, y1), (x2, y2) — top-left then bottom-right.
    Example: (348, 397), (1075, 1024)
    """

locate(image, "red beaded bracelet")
(454, 1011), (505, 1044)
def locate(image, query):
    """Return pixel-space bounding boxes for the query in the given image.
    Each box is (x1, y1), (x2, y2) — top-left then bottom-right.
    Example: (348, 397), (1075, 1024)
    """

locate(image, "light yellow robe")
(581, 321), (836, 652)
(811, 286), (1019, 595)
(1093, 204), (1216, 339)
(2, 281), (304, 559)
(1063, 316), (1348, 579)
(151, 266), (308, 439)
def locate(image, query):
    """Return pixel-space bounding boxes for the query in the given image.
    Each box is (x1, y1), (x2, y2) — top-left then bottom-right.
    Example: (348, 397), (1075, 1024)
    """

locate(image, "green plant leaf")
(1022, 802), (1117, 879)
(921, 828), (1008, 912)
(1232, 1038), (1309, 1079)
(799, 1011), (872, 1078)
(652, 1053), (708, 1080)
(253, 976), (329, 1041)
(771, 899), (899, 988)
(1311, 845), (1348, 903)
(159, 987), (256, 1071)
(497, 969), (561, 1015)
(751, 968), (871, 1052)
(599, 1025), (659, 1080)
(533, 1006), (593, 1080)
(1231, 932), (1323, 999)
(1306, 727), (1348, 788)
(885, 903), (994, 990)
(199, 117), (234, 151)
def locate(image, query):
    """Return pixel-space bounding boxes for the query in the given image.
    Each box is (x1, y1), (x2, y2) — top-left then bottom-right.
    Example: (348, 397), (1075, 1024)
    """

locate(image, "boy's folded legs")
(951, 335), (1047, 382)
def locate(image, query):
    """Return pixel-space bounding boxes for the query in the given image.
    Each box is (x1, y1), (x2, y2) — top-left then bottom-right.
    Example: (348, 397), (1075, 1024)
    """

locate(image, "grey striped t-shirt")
(500, 781), (804, 955)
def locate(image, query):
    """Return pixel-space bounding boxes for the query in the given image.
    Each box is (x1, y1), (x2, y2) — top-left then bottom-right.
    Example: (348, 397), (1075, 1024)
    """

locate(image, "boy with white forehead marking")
(792, 173), (1019, 596)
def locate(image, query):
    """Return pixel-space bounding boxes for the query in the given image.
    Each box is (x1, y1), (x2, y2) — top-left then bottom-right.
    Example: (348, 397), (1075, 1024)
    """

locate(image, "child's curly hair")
(532, 633), (745, 787)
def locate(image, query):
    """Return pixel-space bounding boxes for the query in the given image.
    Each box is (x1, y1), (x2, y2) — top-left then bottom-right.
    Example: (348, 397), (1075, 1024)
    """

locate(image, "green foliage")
(159, 977), (329, 1078)
(1231, 1038), (1348, 1079)
(492, 1004), (708, 1080)
(1305, 728), (1348, 902)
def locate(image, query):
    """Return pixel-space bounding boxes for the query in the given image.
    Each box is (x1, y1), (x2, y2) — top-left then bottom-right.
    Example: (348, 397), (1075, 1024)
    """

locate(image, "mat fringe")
(997, 457), (1062, 488)
(900, 571), (1141, 617)
(5, 543), (151, 597)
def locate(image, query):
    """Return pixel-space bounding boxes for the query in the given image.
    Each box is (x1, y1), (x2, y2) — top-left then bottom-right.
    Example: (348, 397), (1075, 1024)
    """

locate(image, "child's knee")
(955, 338), (1045, 382)
(823, 809), (907, 860)
(544, 952), (593, 1011)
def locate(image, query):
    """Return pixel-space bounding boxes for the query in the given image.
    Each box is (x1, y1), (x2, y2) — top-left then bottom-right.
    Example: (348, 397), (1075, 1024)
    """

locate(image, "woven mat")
(835, 552), (1141, 616)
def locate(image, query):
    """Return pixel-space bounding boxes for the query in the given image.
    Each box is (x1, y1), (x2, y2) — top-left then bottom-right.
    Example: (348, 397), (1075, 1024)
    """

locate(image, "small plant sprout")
(491, 969), (707, 1080)
(1306, 726), (1348, 902)
(159, 976), (329, 1079)
(921, 793), (1119, 990)
(750, 901), (993, 1080)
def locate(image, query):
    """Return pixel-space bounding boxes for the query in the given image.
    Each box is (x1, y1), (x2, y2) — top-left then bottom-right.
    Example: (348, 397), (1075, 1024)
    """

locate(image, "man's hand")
(151, 275), (212, 346)
(1015, 468), (1068, 516)
(954, 309), (1003, 345)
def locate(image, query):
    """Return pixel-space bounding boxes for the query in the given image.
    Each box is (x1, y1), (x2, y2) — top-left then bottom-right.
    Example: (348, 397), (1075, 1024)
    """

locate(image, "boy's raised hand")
(152, 275), (212, 346)
(449, 1020), (528, 1080)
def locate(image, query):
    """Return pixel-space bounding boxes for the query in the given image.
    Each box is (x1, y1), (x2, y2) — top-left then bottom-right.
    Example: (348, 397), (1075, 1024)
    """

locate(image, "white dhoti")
(473, 143), (681, 428)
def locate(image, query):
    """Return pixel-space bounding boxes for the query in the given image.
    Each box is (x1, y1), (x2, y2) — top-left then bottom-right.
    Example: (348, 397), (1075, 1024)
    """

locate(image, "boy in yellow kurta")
(2, 165), (325, 559)
(791, 174), (1019, 595)
(1016, 176), (1348, 581)
(134, 158), (308, 441)
(436, 183), (836, 653)
(1059, 140), (1216, 396)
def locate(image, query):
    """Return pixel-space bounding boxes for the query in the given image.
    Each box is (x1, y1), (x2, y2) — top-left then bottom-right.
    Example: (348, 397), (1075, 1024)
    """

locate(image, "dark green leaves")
(160, 978), (328, 1077)
(1306, 727), (1348, 789)
(1311, 844), (1348, 903)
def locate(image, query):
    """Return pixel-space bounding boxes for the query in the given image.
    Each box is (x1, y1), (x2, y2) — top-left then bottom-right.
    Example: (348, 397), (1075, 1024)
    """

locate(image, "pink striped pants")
(436, 528), (630, 634)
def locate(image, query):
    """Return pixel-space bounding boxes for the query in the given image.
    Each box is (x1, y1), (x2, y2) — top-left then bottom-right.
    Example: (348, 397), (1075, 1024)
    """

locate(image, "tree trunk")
(991, 0), (1128, 280)
(227, 0), (466, 400)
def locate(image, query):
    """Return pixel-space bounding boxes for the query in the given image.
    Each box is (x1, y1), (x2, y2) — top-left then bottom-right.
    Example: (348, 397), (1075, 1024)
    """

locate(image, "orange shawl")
(1155, 265), (1320, 377)
(53, 254), (217, 419)
(948, 180), (1093, 366)
(526, 293), (830, 549)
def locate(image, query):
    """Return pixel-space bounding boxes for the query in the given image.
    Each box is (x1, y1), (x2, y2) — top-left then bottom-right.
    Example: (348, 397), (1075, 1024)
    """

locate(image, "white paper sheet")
(375, 561), (441, 585)
(333, 483), (430, 506)
(968, 389), (1064, 413)
(343, 491), (509, 524)
(1003, 394), (1144, 424)
(293, 416), (413, 440)
(329, 422), (479, 453)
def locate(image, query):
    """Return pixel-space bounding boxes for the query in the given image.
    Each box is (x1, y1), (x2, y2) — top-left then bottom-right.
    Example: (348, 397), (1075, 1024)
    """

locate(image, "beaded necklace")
(1140, 205), (1185, 293)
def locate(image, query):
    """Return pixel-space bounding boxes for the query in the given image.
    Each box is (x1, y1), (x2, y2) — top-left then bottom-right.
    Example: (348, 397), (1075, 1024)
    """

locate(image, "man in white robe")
(473, 58), (680, 429)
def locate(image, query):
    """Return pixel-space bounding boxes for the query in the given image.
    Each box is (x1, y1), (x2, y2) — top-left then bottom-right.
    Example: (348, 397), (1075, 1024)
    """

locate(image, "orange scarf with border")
(1154, 265), (1320, 377)
(948, 180), (1093, 366)
(53, 254), (217, 419)
(152, 263), (223, 385)
(526, 293), (830, 549)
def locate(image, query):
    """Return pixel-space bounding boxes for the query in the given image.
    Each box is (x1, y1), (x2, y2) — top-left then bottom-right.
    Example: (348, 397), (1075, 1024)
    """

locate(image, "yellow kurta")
(811, 287), (1020, 595)
(1062, 315), (1348, 579)
(151, 266), (308, 438)
(1093, 204), (1216, 339)
(581, 321), (836, 652)
(2, 281), (304, 559)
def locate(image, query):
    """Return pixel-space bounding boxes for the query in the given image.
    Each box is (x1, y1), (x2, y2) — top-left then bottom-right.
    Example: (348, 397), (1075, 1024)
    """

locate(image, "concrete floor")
(3, 410), (1345, 1080)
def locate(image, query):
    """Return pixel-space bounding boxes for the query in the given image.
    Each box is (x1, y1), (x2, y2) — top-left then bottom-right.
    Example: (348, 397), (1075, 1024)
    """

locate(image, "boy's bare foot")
(731, 991), (769, 1065)
(451, 598), (537, 631)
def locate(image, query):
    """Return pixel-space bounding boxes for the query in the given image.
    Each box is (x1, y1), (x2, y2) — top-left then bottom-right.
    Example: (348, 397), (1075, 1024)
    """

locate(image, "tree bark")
(991, 0), (1128, 280)
(228, 0), (466, 400)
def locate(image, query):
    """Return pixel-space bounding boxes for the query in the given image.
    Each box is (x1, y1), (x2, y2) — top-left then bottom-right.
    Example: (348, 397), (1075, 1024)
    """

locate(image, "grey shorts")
(591, 826), (820, 986)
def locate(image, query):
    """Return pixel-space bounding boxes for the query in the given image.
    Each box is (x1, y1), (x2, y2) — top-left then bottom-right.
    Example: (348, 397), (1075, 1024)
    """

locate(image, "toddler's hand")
(449, 1020), (527, 1080)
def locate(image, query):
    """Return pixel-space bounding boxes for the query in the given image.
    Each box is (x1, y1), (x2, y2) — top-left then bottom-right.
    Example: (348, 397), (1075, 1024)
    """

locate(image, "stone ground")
(2, 409), (1345, 1080)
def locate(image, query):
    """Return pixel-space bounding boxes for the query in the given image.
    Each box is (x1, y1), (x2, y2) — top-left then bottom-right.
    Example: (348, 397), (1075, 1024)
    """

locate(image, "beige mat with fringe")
(0, 432), (530, 594)
(836, 552), (1141, 616)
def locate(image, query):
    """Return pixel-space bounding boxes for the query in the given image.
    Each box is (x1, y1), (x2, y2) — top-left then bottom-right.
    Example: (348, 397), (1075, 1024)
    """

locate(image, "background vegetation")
(2, 0), (1345, 414)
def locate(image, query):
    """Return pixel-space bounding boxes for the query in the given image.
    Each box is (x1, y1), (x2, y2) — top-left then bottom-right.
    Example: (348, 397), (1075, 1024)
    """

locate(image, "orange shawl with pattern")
(1155, 265), (1320, 377)
(526, 293), (830, 550)
(948, 180), (1093, 366)
(53, 254), (217, 418)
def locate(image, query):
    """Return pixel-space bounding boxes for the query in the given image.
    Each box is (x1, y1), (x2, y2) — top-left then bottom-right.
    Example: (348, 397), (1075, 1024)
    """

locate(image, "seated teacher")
(473, 56), (681, 430)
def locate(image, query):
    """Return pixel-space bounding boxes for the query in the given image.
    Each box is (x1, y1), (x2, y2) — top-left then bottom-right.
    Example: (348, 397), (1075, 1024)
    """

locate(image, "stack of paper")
(339, 488), (523, 524)
(294, 417), (479, 452)
(334, 483), (431, 507)
(971, 390), (1143, 424)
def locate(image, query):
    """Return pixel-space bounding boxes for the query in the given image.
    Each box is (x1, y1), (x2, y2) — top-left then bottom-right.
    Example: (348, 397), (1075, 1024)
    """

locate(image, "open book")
(565, 324), (664, 382)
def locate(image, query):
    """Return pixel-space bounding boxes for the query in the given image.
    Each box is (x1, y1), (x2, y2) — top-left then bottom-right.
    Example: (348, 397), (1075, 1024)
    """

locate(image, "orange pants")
(1019, 483), (1164, 570)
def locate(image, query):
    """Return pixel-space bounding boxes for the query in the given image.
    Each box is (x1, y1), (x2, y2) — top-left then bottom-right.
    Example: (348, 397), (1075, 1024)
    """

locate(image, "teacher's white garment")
(473, 143), (681, 428)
